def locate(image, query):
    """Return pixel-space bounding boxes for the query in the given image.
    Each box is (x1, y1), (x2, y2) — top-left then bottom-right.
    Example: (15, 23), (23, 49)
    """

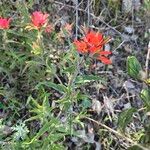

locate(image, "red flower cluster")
(74, 31), (112, 64)
(31, 11), (49, 29)
(0, 18), (11, 29)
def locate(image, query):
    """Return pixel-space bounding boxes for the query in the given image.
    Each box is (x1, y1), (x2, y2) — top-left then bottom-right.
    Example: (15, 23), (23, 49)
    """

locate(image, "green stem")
(68, 56), (83, 87)
(67, 56), (83, 136)
(3, 30), (7, 49)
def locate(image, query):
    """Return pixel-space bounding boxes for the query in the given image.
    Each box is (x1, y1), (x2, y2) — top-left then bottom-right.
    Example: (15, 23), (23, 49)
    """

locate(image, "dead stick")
(145, 41), (150, 78)
(52, 0), (122, 36)
(85, 117), (149, 150)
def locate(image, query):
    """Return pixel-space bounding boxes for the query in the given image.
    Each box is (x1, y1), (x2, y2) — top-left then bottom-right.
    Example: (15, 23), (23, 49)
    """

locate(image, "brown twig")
(145, 41), (150, 78)
(52, 0), (122, 36)
(85, 117), (149, 150)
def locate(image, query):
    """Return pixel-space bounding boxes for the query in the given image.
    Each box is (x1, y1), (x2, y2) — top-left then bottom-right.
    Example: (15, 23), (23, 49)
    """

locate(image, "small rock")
(105, 44), (111, 51)
(124, 102), (131, 109)
(92, 99), (102, 114)
(124, 26), (135, 34)
(124, 44), (132, 53)
(123, 80), (135, 90)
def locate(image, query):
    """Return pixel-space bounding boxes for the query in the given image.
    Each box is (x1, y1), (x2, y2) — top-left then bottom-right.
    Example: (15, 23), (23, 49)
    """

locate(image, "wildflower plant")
(25, 11), (52, 55)
(0, 1), (149, 150)
(74, 30), (112, 64)
(25, 11), (49, 31)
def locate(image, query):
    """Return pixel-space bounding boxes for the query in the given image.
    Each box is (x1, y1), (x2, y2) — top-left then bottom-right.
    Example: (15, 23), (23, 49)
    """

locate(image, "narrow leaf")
(35, 82), (67, 94)
(140, 89), (150, 111)
(75, 75), (105, 84)
(118, 108), (137, 132)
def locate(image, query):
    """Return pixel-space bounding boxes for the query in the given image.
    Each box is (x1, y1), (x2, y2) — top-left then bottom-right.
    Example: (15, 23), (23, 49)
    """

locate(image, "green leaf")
(16, 1), (30, 23)
(118, 108), (137, 132)
(27, 96), (41, 108)
(63, 66), (76, 74)
(25, 118), (59, 145)
(42, 95), (50, 109)
(25, 115), (41, 122)
(0, 102), (4, 109)
(48, 133), (64, 142)
(6, 30), (31, 39)
(81, 99), (92, 109)
(140, 89), (150, 111)
(75, 75), (105, 84)
(35, 82), (67, 94)
(127, 56), (142, 80)
(128, 145), (142, 150)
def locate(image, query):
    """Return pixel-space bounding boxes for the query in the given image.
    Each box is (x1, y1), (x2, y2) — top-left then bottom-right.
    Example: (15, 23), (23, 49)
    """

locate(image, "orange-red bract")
(31, 11), (49, 29)
(0, 18), (11, 29)
(98, 51), (112, 64)
(74, 30), (112, 64)
(84, 31), (104, 54)
(74, 40), (88, 54)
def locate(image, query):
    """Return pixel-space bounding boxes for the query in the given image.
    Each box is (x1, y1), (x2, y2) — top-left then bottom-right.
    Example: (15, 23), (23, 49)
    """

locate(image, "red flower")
(74, 30), (112, 65)
(0, 18), (11, 29)
(74, 40), (88, 54)
(31, 11), (49, 28)
(97, 51), (112, 64)
(84, 31), (104, 54)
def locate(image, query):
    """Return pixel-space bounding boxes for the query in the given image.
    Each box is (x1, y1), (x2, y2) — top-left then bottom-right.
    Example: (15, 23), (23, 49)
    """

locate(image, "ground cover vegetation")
(0, 0), (150, 149)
